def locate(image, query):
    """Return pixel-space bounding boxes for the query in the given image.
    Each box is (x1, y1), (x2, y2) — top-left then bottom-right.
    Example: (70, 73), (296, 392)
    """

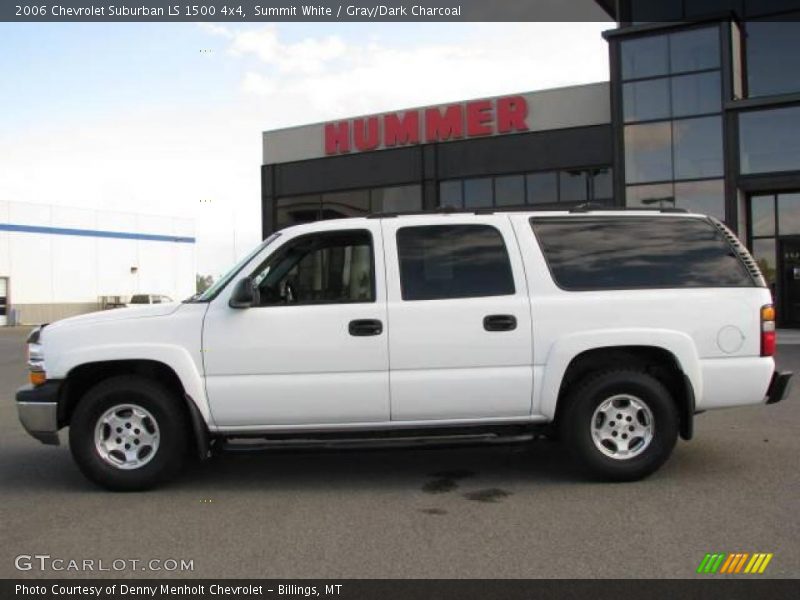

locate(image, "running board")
(222, 432), (535, 452)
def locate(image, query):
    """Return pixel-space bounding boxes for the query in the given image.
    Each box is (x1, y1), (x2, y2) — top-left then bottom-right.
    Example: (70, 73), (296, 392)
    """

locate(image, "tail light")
(761, 304), (776, 357)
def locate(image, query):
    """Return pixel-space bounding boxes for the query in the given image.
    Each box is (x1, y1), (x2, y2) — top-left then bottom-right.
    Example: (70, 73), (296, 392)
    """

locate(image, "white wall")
(0, 200), (195, 306)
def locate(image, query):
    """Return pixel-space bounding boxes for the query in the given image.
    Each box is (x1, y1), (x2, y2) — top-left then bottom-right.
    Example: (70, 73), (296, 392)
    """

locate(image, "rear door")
(382, 215), (533, 421)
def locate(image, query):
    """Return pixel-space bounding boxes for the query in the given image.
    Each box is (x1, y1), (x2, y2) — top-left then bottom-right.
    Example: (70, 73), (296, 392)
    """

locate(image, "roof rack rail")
(569, 203), (689, 214)
(366, 204), (691, 219)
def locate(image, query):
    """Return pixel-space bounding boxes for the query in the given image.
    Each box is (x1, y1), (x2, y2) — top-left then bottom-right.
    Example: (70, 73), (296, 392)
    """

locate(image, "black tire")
(69, 375), (188, 491)
(559, 369), (678, 482)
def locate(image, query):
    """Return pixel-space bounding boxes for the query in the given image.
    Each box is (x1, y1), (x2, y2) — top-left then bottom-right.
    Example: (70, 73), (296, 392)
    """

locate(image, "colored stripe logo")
(697, 553), (773, 574)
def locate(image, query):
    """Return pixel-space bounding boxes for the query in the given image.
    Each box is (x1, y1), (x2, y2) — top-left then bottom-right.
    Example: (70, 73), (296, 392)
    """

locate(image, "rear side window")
(531, 216), (754, 290)
(397, 224), (515, 300)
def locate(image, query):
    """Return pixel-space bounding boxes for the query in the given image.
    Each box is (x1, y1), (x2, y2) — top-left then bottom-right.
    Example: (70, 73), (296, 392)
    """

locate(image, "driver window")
(253, 230), (375, 306)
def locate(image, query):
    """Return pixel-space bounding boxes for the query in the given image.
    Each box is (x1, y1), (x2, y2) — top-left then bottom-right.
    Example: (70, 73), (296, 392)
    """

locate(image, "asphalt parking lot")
(1, 326), (798, 579)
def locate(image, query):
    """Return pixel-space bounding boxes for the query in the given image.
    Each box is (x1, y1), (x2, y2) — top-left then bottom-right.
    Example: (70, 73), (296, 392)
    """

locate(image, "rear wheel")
(559, 369), (678, 481)
(69, 375), (188, 491)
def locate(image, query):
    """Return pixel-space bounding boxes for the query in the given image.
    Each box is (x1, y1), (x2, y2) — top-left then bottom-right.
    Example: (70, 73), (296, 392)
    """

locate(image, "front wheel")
(559, 369), (679, 481)
(69, 375), (188, 491)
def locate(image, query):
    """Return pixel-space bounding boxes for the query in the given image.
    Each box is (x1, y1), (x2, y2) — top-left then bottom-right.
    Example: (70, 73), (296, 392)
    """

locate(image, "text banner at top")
(2, 0), (615, 22)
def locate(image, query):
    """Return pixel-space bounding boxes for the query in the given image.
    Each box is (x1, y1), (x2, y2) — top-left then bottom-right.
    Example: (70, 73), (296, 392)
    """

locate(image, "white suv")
(16, 209), (792, 490)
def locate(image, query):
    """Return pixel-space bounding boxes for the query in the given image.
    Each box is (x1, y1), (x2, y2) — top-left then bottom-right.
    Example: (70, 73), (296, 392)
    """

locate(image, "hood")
(44, 303), (184, 331)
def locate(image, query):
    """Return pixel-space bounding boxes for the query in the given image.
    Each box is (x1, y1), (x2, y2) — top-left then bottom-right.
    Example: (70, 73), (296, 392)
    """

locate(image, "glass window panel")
(673, 116), (724, 180)
(276, 195), (321, 230)
(626, 183), (675, 209)
(320, 190), (370, 220)
(531, 216), (753, 290)
(371, 185), (422, 214)
(669, 27), (720, 74)
(494, 175), (525, 206)
(255, 230), (375, 305)
(621, 35), (669, 80)
(624, 121), (673, 184)
(671, 71), (721, 117)
(752, 238), (776, 287)
(747, 21), (800, 98)
(396, 225), (515, 301)
(623, 78), (671, 122)
(560, 170), (589, 203)
(740, 106), (800, 174)
(674, 179), (725, 221)
(463, 178), (493, 209)
(778, 193), (800, 235)
(526, 172), (558, 205)
(751, 194), (776, 237)
(592, 168), (614, 201)
(439, 181), (462, 209)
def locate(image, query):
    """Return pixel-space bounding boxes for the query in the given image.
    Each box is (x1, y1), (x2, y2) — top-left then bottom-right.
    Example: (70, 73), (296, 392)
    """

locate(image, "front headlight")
(26, 327), (46, 385)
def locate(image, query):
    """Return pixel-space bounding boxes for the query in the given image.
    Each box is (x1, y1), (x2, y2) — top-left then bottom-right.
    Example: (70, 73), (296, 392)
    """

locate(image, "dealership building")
(261, 0), (800, 326)
(0, 201), (195, 325)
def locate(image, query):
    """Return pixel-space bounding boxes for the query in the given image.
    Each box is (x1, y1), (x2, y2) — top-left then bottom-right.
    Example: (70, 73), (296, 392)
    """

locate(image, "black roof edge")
(365, 204), (691, 219)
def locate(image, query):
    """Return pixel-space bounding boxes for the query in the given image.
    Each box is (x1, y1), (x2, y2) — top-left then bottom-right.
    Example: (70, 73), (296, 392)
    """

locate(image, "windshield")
(192, 232), (281, 302)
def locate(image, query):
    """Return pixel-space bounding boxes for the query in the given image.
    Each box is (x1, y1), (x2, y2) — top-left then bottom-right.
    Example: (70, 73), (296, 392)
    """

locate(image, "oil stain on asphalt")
(463, 488), (512, 503)
(420, 469), (512, 510)
(421, 469), (476, 494)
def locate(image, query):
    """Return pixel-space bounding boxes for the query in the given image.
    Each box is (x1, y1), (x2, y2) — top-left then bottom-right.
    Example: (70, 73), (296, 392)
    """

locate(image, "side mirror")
(228, 277), (259, 309)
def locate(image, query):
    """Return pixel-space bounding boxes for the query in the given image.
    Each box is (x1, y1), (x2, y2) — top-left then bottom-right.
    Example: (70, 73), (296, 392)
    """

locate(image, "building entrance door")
(0, 278), (8, 327)
(779, 238), (800, 327)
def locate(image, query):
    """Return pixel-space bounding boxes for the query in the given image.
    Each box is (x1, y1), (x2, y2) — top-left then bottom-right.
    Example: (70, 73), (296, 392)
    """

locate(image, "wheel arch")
(539, 331), (700, 441)
(59, 358), (210, 459)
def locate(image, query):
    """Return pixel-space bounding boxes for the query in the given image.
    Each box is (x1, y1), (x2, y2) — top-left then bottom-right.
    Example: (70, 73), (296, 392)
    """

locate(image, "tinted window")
(623, 79), (671, 123)
(439, 181), (462, 208)
(397, 225), (515, 301)
(739, 106), (800, 174)
(624, 121), (673, 183)
(463, 178), (493, 209)
(673, 116), (723, 179)
(276, 195), (322, 230)
(671, 71), (721, 117)
(746, 21), (800, 98)
(531, 217), (753, 290)
(560, 170), (588, 203)
(495, 175), (525, 206)
(526, 172), (558, 204)
(254, 230), (374, 305)
(621, 35), (669, 80)
(674, 179), (725, 221)
(130, 295), (149, 304)
(321, 190), (370, 220)
(372, 185), (422, 213)
(669, 27), (720, 74)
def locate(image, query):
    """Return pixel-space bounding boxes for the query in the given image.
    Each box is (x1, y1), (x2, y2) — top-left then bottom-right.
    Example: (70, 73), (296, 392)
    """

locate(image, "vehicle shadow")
(2, 438), (592, 494)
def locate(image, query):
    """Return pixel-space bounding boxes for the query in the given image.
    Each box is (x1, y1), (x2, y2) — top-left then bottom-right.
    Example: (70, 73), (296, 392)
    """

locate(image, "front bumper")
(16, 381), (63, 445)
(766, 371), (793, 405)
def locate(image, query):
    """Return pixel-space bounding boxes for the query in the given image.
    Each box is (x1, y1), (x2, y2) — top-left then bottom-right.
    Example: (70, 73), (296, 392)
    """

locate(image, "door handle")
(483, 314), (517, 332)
(349, 319), (383, 337)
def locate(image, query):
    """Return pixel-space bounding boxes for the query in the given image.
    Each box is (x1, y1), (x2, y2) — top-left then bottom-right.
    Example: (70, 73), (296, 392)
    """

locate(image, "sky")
(0, 22), (611, 276)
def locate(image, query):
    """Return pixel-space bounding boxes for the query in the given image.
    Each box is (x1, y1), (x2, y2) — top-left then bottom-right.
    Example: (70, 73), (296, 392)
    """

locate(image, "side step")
(222, 432), (536, 453)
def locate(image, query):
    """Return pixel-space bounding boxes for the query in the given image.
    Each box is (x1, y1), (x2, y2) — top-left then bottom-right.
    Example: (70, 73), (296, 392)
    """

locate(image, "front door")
(381, 216), (533, 422)
(779, 238), (800, 327)
(202, 223), (390, 429)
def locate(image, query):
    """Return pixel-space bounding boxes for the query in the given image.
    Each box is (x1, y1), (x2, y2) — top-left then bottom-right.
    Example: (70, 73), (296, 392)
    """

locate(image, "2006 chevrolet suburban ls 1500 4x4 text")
(16, 209), (792, 490)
